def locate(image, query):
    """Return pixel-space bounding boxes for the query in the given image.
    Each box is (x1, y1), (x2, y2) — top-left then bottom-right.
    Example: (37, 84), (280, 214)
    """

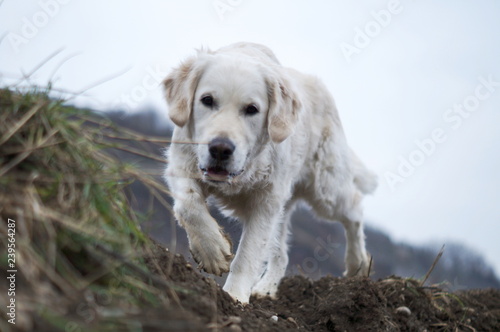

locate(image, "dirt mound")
(144, 241), (500, 331)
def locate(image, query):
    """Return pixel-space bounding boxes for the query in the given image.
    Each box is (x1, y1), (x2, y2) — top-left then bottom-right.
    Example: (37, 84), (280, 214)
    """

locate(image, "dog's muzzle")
(200, 138), (242, 182)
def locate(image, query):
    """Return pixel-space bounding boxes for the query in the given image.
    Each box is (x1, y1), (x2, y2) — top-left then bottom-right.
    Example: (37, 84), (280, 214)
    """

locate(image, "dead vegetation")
(0, 87), (176, 331)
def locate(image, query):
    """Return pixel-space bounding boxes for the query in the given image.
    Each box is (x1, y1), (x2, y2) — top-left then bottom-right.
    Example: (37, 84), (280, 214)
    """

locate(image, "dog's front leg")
(222, 202), (282, 303)
(169, 177), (233, 276)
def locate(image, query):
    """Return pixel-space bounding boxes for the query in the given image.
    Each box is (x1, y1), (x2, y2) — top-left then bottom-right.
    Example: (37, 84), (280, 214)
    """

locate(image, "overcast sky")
(2, 0), (499, 277)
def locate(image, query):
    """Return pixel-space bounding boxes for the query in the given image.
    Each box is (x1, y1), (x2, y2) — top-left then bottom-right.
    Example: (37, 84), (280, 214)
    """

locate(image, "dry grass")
(0, 87), (177, 331)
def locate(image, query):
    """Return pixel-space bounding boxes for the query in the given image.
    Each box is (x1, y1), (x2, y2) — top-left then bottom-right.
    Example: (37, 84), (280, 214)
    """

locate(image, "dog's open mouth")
(200, 166), (242, 182)
(207, 166), (229, 177)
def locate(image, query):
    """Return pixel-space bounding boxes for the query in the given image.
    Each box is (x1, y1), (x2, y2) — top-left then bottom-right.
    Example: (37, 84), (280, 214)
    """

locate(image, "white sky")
(2, 0), (499, 276)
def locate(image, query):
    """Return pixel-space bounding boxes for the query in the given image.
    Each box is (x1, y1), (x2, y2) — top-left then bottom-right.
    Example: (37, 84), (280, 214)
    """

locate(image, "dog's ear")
(163, 56), (204, 127)
(266, 73), (302, 143)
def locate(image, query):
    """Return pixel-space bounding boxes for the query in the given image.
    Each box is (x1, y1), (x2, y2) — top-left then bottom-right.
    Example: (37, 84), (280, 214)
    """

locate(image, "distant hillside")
(105, 109), (500, 290)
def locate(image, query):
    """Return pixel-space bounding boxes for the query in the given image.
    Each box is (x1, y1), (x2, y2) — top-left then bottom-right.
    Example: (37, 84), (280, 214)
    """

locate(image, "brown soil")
(143, 241), (500, 332)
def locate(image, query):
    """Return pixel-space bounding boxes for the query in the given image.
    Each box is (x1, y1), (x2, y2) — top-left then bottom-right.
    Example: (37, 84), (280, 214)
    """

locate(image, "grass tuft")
(0, 87), (174, 331)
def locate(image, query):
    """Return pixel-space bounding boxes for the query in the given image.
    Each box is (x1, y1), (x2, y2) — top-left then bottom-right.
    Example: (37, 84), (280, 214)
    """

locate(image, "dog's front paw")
(189, 231), (233, 276)
(251, 279), (279, 299)
(223, 283), (251, 304)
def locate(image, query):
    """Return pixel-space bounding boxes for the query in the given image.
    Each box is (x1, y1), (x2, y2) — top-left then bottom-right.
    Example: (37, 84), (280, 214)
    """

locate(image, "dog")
(163, 42), (377, 303)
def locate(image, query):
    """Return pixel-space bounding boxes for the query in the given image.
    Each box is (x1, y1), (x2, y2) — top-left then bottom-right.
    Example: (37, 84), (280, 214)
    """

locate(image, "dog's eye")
(201, 95), (215, 108)
(245, 104), (259, 116)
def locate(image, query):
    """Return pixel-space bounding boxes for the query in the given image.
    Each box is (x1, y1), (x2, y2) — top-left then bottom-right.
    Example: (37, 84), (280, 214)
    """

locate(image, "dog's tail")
(351, 150), (378, 195)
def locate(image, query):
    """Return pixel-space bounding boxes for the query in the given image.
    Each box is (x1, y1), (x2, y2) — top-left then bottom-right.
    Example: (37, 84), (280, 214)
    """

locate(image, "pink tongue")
(208, 167), (229, 176)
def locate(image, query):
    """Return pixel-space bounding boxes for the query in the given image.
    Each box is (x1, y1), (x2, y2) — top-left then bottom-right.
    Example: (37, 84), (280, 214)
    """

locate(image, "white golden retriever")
(163, 42), (377, 303)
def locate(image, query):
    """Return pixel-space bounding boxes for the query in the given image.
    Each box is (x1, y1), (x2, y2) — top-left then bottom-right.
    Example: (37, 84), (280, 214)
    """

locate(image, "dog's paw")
(189, 230), (233, 276)
(344, 253), (372, 277)
(223, 284), (251, 304)
(251, 279), (279, 299)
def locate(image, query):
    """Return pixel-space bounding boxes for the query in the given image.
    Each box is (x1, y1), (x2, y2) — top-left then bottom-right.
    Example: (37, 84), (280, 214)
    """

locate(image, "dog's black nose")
(209, 138), (235, 161)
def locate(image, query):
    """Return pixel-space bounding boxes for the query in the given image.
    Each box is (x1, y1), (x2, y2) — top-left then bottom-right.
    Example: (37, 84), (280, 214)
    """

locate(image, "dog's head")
(163, 44), (301, 184)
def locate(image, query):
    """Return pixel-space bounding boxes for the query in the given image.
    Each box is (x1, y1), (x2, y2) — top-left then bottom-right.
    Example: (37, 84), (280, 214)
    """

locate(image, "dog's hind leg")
(338, 197), (370, 277)
(308, 178), (371, 278)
